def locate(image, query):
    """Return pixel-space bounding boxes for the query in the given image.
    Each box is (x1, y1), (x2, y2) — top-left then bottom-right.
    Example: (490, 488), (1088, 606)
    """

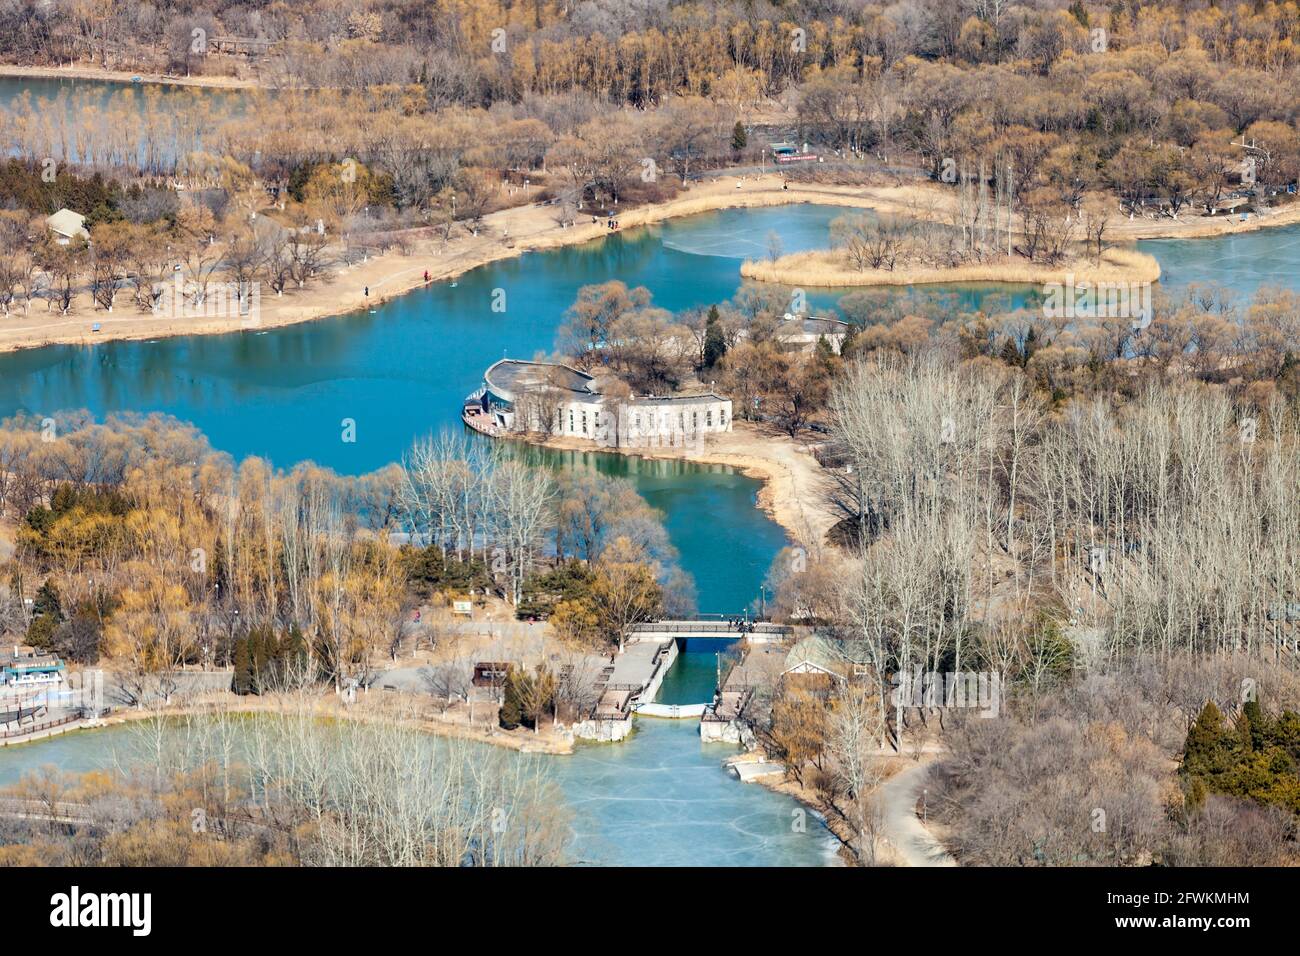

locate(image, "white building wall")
(525, 396), (733, 449)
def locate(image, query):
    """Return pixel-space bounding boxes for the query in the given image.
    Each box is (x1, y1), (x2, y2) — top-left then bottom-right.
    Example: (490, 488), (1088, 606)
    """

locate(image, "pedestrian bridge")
(632, 702), (709, 719)
(628, 620), (793, 641)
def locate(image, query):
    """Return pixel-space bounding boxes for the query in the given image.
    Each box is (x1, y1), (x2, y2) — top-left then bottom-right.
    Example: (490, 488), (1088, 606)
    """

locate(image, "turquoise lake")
(0, 717), (840, 866)
(0, 99), (1294, 862)
(0, 203), (1022, 612)
(0, 200), (869, 865)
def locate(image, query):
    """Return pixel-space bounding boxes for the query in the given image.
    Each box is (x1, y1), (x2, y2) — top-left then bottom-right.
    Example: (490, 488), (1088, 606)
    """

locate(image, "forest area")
(7, 0), (1300, 323)
(0, 415), (688, 702)
(2, 0), (1300, 877)
(741, 329), (1300, 865)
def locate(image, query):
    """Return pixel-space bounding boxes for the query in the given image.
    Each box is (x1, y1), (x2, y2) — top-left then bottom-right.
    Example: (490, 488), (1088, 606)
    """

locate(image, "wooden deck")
(461, 407), (501, 437)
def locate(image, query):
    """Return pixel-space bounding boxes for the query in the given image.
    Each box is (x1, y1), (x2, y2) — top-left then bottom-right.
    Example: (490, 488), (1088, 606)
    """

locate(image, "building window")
(720, 408), (726, 425)
(635, 414), (641, 430)
(582, 410), (588, 434)
(692, 411), (698, 429)
(569, 409), (574, 432)
(707, 410), (713, 427)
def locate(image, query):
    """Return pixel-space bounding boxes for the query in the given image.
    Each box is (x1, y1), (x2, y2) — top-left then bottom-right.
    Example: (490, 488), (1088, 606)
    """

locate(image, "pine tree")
(251, 626), (274, 692)
(31, 578), (63, 622)
(499, 668), (523, 729)
(1242, 699), (1270, 752)
(731, 121), (747, 154)
(999, 336), (1023, 367)
(703, 305), (727, 368)
(26, 579), (65, 649)
(282, 623), (308, 680)
(1182, 701), (1234, 781)
(231, 637), (253, 695)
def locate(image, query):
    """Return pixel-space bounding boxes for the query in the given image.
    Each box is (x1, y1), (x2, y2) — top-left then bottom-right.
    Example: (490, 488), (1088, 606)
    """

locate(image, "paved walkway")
(609, 641), (661, 687)
(879, 762), (955, 867)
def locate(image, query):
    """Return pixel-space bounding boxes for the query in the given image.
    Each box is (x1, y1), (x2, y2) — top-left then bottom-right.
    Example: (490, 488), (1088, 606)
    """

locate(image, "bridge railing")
(0, 709), (90, 740)
(629, 621), (792, 636)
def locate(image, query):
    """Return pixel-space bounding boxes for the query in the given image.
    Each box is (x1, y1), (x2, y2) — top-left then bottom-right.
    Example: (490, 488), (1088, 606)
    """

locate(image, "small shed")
(472, 662), (511, 688)
(782, 635), (850, 681)
(45, 208), (89, 245)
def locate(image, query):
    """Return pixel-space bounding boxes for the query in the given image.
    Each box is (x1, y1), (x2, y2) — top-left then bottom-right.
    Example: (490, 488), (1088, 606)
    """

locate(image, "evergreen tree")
(814, 334), (835, 364)
(282, 623), (309, 680)
(1182, 701), (1235, 781)
(1241, 699), (1269, 752)
(26, 578), (65, 649)
(231, 637), (253, 695)
(50, 484), (78, 516)
(703, 305), (727, 369)
(31, 578), (63, 621)
(1023, 326), (1040, 363)
(731, 121), (747, 154)
(499, 668), (523, 729)
(999, 336), (1024, 368)
(517, 560), (596, 619)
(251, 626), (275, 692)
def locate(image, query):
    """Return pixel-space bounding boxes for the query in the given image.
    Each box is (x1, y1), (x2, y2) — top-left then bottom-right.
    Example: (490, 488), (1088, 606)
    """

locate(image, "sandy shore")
(0, 175), (882, 354)
(0, 174), (976, 356)
(531, 421), (839, 551)
(2, 173), (1295, 355)
(0, 61), (258, 90)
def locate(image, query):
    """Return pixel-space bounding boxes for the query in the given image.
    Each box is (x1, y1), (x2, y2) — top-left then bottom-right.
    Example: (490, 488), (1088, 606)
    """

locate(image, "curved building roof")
(484, 359), (596, 402)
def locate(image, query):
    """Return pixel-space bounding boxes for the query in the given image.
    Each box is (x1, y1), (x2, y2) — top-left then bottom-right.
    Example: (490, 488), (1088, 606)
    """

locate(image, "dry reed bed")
(740, 245), (1161, 288)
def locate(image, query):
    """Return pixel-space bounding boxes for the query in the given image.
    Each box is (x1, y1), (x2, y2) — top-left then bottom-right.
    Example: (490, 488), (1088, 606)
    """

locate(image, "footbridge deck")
(628, 620), (794, 641)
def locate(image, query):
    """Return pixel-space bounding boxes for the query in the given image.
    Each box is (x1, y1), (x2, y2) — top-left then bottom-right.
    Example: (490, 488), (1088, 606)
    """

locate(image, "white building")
(45, 208), (89, 245)
(464, 359), (732, 449)
(777, 315), (849, 352)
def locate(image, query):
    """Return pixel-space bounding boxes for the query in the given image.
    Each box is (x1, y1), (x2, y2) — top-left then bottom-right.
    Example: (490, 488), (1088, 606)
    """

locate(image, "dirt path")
(0, 61), (257, 89)
(879, 761), (955, 868)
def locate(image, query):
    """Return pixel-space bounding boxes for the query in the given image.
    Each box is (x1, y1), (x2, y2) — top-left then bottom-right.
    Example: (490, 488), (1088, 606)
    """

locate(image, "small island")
(742, 206), (1161, 289)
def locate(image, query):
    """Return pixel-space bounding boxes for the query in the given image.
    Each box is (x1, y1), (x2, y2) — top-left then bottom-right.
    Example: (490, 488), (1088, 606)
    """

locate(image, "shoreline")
(6, 688), (577, 756)
(524, 423), (838, 551)
(1, 175), (1297, 356)
(0, 61), (259, 90)
(741, 245), (1161, 289)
